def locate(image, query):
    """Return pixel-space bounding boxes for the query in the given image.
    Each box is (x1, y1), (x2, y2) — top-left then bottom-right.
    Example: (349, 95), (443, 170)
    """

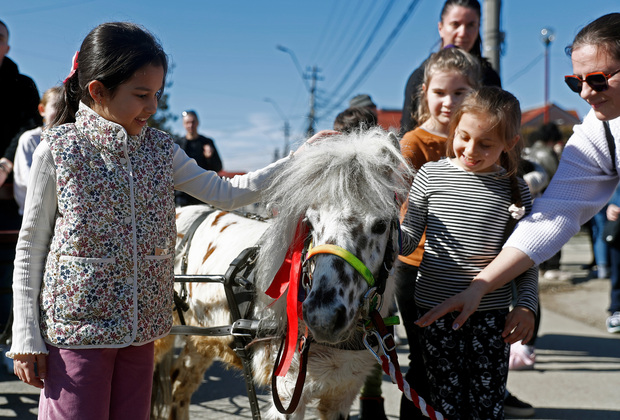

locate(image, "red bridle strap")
(265, 220), (309, 377)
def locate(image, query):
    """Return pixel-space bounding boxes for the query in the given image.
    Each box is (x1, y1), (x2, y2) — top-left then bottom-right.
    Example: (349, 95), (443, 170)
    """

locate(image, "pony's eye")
(371, 220), (387, 235)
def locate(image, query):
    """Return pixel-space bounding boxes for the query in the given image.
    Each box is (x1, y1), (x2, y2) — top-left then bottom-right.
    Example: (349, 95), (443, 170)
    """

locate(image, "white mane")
(254, 127), (413, 306)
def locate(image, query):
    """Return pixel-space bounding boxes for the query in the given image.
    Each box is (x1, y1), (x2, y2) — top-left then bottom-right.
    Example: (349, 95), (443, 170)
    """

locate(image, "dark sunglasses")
(564, 68), (620, 93)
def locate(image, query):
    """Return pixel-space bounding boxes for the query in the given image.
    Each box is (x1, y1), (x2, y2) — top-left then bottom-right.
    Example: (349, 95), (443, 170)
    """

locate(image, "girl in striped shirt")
(400, 86), (538, 419)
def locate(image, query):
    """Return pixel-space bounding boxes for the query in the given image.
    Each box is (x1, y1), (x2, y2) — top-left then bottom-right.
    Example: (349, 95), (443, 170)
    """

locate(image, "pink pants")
(38, 342), (154, 420)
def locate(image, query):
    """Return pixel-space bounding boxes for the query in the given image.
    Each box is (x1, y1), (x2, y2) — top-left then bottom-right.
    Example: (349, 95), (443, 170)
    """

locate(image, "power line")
(505, 53), (544, 85)
(320, 0), (422, 119)
(321, 0), (396, 110)
(326, 2), (380, 74)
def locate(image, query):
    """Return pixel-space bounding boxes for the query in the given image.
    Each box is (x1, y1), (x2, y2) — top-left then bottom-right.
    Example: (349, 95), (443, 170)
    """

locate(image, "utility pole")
(306, 66), (321, 137)
(264, 97), (291, 156)
(482, 0), (503, 74)
(277, 45), (321, 138)
(540, 28), (555, 124)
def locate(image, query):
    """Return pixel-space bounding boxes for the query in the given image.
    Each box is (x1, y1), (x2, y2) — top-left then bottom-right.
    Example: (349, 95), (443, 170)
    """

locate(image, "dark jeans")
(609, 246), (620, 313)
(539, 250), (562, 271)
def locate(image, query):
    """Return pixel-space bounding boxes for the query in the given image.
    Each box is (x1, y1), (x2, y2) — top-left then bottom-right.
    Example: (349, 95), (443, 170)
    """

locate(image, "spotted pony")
(152, 127), (413, 420)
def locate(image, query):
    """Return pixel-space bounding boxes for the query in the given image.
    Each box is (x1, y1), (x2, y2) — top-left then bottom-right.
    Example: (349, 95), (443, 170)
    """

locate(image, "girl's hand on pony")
(13, 353), (47, 389)
(502, 306), (535, 344)
(294, 130), (340, 156)
(415, 281), (487, 330)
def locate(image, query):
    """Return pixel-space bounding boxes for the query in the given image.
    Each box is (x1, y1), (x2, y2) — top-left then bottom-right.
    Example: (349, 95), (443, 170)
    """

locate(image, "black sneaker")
(504, 392), (535, 418)
(359, 397), (388, 420)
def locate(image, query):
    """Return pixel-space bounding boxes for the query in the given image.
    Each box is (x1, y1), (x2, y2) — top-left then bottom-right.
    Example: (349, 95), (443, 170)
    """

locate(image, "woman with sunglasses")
(414, 12), (620, 335)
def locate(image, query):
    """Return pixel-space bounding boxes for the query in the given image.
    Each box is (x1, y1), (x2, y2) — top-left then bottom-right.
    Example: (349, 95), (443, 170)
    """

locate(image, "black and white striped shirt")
(401, 158), (538, 313)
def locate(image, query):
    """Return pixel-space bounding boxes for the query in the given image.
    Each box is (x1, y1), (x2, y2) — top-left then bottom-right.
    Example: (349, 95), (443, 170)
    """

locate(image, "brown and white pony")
(153, 128), (412, 420)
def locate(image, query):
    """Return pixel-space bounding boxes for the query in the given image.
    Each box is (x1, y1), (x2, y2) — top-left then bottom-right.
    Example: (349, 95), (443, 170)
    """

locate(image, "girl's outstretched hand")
(502, 306), (535, 344)
(293, 130), (340, 156)
(415, 281), (487, 330)
(13, 353), (47, 389)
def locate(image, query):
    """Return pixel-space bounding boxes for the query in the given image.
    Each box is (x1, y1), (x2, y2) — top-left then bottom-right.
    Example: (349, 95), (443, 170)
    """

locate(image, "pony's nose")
(302, 295), (348, 344)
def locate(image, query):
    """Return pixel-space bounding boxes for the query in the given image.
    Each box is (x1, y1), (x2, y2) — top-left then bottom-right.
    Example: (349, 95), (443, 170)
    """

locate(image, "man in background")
(175, 110), (223, 206)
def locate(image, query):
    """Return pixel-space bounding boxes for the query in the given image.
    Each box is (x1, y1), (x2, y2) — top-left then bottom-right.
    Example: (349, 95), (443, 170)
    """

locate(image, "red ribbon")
(63, 51), (79, 84)
(265, 221), (309, 377)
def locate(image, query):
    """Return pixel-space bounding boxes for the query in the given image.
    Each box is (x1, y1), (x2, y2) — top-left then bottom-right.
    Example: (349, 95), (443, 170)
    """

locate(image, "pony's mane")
(254, 127), (413, 304)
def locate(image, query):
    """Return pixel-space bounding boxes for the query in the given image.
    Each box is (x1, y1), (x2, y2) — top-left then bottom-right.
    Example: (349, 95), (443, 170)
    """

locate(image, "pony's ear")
(387, 132), (400, 150)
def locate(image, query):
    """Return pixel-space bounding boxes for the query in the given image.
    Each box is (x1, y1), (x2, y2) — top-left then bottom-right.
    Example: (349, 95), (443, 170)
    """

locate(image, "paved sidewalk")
(1, 232), (619, 419)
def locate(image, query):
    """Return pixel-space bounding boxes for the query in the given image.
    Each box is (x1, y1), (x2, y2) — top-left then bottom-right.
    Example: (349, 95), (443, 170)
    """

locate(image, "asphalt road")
(1, 231), (619, 419)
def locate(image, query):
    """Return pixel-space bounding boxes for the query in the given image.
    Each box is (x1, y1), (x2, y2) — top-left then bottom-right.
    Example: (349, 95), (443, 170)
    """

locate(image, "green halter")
(305, 244), (375, 288)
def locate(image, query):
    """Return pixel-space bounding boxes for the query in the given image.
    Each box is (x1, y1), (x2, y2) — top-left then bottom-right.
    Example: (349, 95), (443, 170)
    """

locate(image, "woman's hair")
(446, 86), (524, 206)
(53, 22), (168, 126)
(416, 47), (482, 124)
(41, 86), (62, 107)
(440, 0), (482, 57)
(565, 13), (620, 61)
(333, 107), (378, 133)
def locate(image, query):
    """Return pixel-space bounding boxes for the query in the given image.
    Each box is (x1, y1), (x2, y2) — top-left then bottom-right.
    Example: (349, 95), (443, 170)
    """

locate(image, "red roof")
(520, 103), (580, 127)
(377, 109), (402, 131)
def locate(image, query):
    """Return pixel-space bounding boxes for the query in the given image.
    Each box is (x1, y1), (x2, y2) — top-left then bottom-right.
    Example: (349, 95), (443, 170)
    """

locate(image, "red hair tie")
(63, 51), (79, 84)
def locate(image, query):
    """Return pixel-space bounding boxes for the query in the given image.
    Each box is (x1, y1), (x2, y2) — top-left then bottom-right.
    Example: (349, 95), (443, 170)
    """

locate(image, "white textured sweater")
(506, 110), (620, 264)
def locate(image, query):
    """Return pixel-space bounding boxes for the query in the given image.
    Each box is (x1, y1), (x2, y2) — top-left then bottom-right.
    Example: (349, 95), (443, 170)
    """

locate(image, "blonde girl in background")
(13, 86), (62, 216)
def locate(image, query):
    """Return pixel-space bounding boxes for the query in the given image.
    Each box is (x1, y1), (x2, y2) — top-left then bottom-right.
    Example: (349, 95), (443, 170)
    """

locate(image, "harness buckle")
(381, 332), (396, 352)
(362, 286), (383, 315)
(231, 319), (260, 338)
(362, 330), (390, 364)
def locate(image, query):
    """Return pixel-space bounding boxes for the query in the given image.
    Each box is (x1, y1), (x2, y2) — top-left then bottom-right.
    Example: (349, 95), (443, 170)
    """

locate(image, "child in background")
(396, 46), (482, 419)
(400, 87), (538, 419)
(333, 106), (377, 133)
(13, 86), (62, 216)
(7, 22), (313, 420)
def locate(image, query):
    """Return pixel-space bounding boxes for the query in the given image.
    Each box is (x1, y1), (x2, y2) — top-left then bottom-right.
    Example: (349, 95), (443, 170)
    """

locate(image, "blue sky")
(3, 1), (618, 171)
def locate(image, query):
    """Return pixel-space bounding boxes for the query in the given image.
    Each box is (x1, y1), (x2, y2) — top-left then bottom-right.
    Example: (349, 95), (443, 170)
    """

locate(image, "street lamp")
(540, 28), (555, 124)
(264, 97), (290, 156)
(276, 45), (310, 91)
(276, 45), (318, 136)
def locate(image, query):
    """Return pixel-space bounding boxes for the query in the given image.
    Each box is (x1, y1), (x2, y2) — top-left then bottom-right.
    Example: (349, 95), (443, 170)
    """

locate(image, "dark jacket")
(0, 57), (42, 161)
(174, 134), (223, 206)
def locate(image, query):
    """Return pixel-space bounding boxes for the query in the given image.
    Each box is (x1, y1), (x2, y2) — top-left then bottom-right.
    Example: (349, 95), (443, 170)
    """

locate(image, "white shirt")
(13, 126), (42, 215)
(506, 110), (620, 264)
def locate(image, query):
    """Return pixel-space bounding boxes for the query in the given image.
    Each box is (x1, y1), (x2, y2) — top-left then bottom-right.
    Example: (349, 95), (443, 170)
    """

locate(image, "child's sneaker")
(509, 342), (536, 370)
(504, 392), (535, 418)
(606, 312), (620, 333)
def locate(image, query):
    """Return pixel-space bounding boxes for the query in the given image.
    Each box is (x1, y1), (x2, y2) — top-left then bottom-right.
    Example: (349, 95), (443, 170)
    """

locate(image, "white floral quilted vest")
(40, 103), (176, 347)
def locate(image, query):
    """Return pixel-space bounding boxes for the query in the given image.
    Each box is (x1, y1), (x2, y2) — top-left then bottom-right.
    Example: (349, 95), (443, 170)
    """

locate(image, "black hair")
(182, 110), (199, 120)
(0, 20), (8, 38)
(565, 13), (620, 62)
(333, 107), (378, 133)
(440, 0), (482, 57)
(53, 22), (168, 126)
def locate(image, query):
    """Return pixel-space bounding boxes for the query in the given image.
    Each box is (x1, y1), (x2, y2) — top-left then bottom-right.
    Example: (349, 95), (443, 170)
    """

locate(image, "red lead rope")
(265, 221), (309, 377)
(368, 310), (446, 420)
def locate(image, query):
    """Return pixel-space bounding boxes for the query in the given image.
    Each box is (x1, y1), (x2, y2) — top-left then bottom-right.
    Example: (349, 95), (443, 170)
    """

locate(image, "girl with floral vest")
(6, 21), (319, 420)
